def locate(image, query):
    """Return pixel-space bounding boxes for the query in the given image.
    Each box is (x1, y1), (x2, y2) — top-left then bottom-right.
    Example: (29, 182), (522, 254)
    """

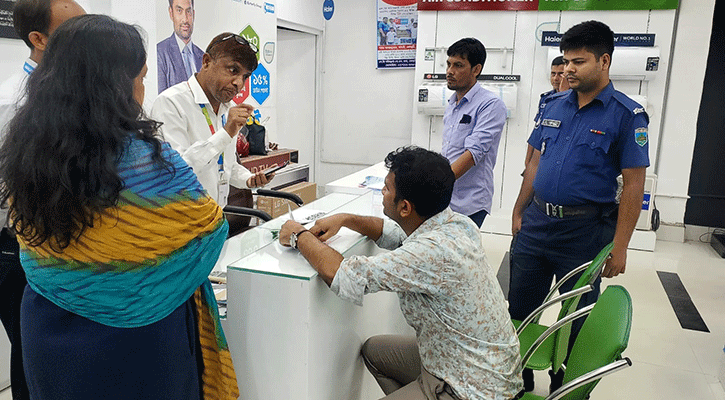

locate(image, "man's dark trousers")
(508, 202), (617, 348)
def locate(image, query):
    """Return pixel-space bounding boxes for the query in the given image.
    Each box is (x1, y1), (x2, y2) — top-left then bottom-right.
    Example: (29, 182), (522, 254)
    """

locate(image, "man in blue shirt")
(443, 38), (507, 227)
(509, 20), (649, 393)
(378, 17), (390, 45)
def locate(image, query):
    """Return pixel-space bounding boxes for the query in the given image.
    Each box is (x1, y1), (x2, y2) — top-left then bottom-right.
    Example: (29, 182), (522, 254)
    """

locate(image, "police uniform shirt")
(533, 89), (557, 123)
(528, 82), (650, 206)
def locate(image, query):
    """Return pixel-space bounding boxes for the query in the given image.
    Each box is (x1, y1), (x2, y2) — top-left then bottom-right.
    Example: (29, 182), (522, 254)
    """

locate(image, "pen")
(287, 202), (296, 222)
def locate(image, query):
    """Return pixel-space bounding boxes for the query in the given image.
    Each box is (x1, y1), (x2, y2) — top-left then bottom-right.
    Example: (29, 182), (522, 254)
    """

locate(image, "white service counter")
(219, 191), (412, 400)
(324, 162), (387, 195)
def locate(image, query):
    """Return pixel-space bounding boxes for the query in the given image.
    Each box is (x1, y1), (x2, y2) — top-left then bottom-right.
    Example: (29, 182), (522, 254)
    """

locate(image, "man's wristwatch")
(289, 229), (310, 249)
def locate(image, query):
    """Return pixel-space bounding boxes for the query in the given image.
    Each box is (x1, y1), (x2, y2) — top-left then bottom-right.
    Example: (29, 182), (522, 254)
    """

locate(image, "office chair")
(223, 187), (304, 237)
(514, 242), (615, 375)
(519, 285), (633, 400)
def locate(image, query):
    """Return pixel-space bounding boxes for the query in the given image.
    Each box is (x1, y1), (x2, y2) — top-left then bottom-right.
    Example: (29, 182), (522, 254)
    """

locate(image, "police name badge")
(635, 127), (648, 147)
(541, 119), (561, 128)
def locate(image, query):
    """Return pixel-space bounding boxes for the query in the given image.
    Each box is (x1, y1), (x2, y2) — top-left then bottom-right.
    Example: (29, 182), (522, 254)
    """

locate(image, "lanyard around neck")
(198, 103), (224, 172)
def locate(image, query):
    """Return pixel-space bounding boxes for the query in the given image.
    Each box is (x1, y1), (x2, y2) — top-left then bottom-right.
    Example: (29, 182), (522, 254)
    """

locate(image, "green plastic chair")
(513, 242), (615, 374)
(519, 285), (633, 400)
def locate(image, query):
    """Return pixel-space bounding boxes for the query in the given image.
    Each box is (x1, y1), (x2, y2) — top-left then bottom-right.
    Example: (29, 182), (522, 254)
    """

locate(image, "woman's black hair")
(0, 14), (167, 251)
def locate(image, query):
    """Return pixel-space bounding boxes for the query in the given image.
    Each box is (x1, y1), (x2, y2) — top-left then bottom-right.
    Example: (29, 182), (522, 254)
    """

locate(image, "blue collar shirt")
(528, 82), (650, 205)
(442, 83), (507, 216)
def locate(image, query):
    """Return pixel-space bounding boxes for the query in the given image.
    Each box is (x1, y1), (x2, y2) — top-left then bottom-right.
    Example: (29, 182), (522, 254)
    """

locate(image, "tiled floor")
(1, 236), (724, 400)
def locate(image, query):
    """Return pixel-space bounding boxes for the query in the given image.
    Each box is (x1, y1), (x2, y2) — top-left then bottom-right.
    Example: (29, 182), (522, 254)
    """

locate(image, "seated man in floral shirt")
(279, 146), (522, 400)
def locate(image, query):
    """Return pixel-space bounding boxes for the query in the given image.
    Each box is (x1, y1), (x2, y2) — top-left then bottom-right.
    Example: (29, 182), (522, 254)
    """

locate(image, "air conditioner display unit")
(548, 47), (661, 81)
(417, 80), (452, 115)
(417, 75), (518, 118)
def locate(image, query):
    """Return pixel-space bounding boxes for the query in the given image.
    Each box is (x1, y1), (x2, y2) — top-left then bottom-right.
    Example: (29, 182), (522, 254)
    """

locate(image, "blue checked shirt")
(442, 84), (507, 216)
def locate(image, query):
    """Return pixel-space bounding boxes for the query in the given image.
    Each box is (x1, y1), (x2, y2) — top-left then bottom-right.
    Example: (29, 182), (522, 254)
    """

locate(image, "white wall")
(0, 0), (717, 239)
(0, 0), (157, 110)
(654, 0), (717, 241)
(411, 9), (677, 236)
(276, 0), (324, 32)
(283, 0), (717, 239)
(317, 0), (415, 186)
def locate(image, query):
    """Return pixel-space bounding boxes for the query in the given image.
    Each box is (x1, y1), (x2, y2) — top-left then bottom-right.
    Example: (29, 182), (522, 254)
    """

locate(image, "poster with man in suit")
(157, 0), (203, 94)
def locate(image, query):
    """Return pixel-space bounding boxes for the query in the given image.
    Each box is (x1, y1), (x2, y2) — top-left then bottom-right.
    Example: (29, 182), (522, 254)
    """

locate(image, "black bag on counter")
(247, 123), (267, 156)
(237, 122), (268, 157)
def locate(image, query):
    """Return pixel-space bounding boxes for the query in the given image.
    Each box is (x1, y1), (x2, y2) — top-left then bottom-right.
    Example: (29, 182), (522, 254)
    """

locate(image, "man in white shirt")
(152, 32), (271, 209)
(157, 0), (204, 93)
(0, 2), (85, 398)
(279, 146), (522, 400)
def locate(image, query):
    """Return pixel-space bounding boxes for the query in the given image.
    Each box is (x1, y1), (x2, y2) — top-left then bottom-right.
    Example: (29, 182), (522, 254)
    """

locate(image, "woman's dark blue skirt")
(20, 285), (203, 400)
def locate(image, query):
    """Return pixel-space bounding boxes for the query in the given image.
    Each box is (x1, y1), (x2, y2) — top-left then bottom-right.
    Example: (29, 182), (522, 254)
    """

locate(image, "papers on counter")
(359, 175), (384, 191)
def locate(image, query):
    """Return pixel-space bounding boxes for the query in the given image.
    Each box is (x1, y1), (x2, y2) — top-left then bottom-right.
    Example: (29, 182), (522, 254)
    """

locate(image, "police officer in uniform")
(509, 20), (649, 393)
(525, 55), (566, 169)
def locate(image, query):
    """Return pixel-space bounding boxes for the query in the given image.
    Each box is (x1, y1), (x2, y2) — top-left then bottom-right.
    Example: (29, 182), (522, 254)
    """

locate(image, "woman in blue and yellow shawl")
(0, 15), (238, 400)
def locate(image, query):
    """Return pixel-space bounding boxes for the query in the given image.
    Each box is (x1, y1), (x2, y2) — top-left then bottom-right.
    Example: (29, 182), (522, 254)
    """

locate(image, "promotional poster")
(155, 0), (277, 128)
(377, 0), (418, 69)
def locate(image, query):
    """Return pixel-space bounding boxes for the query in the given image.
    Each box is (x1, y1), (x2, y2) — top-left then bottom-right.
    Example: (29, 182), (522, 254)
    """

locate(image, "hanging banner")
(417, 0), (677, 11)
(538, 0), (678, 11)
(418, 0), (538, 11)
(0, 0), (19, 39)
(377, 0), (418, 69)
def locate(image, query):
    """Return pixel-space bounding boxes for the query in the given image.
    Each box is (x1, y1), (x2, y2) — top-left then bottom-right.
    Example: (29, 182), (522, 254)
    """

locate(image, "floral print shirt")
(331, 208), (523, 400)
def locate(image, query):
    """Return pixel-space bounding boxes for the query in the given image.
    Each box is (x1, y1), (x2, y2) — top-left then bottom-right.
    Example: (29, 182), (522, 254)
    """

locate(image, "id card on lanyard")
(23, 61), (35, 76)
(199, 103), (229, 206)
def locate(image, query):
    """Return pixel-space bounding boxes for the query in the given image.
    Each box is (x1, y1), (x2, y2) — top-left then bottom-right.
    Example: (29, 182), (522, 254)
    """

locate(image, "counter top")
(227, 191), (386, 280)
(325, 161), (388, 195)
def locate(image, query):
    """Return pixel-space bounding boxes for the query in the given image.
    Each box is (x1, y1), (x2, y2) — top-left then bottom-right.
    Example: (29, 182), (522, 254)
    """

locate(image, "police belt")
(533, 196), (602, 219)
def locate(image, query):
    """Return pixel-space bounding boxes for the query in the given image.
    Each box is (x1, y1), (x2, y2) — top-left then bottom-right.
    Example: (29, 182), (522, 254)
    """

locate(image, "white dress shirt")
(0, 58), (36, 226)
(0, 59), (34, 135)
(151, 75), (253, 207)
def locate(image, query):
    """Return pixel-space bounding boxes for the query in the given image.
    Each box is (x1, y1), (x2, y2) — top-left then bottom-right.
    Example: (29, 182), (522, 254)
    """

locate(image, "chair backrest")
(560, 285), (633, 400)
(551, 242), (614, 371)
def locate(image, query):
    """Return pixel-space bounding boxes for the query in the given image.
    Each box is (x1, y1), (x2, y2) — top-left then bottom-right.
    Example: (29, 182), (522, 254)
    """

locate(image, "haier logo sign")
(642, 194), (651, 210)
(264, 2), (275, 13)
(541, 31), (563, 46)
(323, 0), (334, 20)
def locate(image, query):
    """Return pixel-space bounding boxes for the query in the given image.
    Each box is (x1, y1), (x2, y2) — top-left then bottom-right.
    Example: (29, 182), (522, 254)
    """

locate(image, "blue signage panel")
(323, 0), (335, 20)
(251, 64), (270, 105)
(642, 193), (651, 210)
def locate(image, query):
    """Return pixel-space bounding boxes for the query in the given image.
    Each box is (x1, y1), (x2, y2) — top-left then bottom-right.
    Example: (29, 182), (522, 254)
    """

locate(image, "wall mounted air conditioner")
(548, 47), (661, 81)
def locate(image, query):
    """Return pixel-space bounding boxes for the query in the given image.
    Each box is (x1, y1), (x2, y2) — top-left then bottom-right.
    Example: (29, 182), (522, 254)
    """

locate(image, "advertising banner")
(418, 0), (537, 12)
(156, 0), (276, 108)
(538, 0), (678, 11)
(418, 0), (678, 11)
(377, 0), (418, 69)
